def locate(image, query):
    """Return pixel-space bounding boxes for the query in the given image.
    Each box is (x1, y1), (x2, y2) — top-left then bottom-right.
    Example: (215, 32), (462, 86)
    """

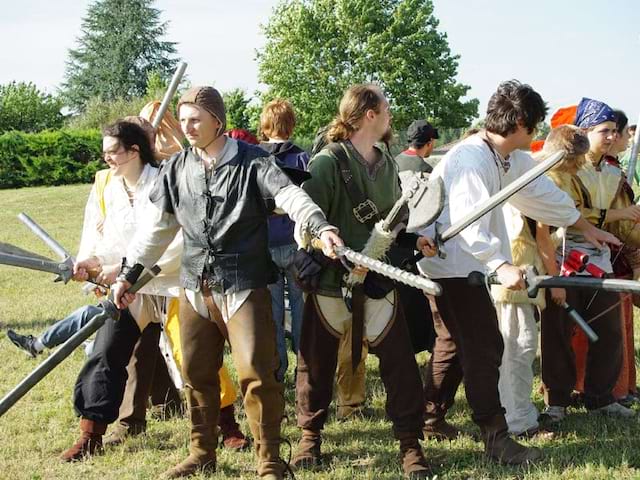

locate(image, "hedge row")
(0, 129), (103, 189)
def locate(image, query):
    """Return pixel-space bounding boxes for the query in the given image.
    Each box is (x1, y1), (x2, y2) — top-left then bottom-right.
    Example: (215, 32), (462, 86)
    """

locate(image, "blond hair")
(260, 98), (296, 140)
(326, 84), (383, 142)
(535, 125), (589, 173)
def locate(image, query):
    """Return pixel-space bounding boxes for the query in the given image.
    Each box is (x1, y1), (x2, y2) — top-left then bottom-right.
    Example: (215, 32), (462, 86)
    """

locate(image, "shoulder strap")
(326, 142), (381, 226)
(94, 169), (113, 218)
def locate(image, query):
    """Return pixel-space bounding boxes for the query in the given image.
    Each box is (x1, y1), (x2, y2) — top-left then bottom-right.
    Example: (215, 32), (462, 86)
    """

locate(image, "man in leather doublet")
(112, 86), (342, 480)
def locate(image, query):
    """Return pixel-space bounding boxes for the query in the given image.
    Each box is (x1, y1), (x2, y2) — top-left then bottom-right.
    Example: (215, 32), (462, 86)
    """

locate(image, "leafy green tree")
(62, 0), (179, 111)
(222, 89), (252, 131)
(0, 82), (64, 134)
(257, 0), (478, 137)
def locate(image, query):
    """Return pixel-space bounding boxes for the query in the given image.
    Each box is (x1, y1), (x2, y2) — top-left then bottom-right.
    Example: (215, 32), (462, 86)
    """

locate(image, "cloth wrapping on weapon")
(345, 220), (396, 286)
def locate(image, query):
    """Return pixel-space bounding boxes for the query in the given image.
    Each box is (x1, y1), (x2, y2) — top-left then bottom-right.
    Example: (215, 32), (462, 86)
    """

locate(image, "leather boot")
(218, 404), (250, 450)
(481, 414), (542, 465)
(398, 433), (432, 479)
(60, 418), (107, 462)
(422, 418), (460, 441)
(256, 424), (286, 479)
(162, 405), (218, 478)
(291, 429), (322, 469)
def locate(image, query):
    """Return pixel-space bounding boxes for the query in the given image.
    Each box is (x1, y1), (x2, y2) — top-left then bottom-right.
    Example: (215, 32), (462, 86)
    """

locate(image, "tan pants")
(178, 288), (285, 476)
(335, 325), (367, 418)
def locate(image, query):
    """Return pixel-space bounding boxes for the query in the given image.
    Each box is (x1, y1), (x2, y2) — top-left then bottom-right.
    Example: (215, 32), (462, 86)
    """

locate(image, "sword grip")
(467, 271), (499, 287)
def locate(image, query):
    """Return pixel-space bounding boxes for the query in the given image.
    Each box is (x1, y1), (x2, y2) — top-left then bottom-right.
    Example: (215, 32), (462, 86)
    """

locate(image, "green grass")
(1, 184), (640, 479)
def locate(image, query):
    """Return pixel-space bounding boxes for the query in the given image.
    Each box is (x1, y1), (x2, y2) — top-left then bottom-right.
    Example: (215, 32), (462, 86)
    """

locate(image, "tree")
(257, 0), (478, 137)
(0, 82), (64, 134)
(62, 0), (179, 111)
(222, 89), (253, 131)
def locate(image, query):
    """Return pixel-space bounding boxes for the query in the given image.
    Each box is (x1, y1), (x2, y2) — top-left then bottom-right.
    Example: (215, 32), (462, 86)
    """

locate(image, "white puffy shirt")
(77, 163), (182, 297)
(418, 135), (580, 279)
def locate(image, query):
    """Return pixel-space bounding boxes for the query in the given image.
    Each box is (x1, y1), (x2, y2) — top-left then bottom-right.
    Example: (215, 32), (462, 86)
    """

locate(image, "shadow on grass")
(2, 317), (70, 332)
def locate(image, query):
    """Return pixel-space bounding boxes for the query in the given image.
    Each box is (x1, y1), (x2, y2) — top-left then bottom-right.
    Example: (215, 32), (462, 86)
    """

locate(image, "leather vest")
(149, 141), (294, 293)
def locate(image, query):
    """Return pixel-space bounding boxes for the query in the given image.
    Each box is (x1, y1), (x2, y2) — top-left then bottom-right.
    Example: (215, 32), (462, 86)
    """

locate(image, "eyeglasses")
(102, 147), (127, 159)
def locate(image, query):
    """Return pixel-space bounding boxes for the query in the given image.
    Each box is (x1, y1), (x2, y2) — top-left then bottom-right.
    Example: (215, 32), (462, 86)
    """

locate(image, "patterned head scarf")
(574, 97), (616, 128)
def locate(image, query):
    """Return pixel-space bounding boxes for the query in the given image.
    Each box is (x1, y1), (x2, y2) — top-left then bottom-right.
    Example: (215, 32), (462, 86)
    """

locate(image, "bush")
(0, 81), (64, 134)
(0, 129), (103, 189)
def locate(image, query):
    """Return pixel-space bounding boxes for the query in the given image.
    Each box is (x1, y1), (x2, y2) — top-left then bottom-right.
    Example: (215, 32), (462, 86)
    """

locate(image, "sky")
(1, 0), (639, 123)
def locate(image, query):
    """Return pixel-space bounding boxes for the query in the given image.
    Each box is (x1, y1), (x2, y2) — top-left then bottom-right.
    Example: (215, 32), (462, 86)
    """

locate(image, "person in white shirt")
(60, 120), (182, 462)
(418, 80), (618, 465)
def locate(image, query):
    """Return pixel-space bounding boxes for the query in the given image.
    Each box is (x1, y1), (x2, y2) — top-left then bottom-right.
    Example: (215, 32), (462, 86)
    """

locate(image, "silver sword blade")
(18, 212), (75, 262)
(0, 252), (73, 283)
(532, 275), (640, 295)
(0, 242), (51, 262)
(335, 245), (442, 296)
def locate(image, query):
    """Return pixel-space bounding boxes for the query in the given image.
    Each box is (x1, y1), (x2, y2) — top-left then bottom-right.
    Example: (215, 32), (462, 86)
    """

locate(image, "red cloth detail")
(551, 105), (578, 128)
(226, 128), (259, 145)
(530, 140), (545, 152)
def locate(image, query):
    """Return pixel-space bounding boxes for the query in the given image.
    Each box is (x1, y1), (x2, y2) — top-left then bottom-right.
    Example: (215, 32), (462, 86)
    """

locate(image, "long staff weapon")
(151, 61), (187, 130)
(0, 266), (160, 418)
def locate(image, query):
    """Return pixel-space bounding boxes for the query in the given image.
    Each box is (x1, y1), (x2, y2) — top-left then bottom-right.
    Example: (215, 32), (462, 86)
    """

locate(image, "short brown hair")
(326, 84), (383, 142)
(485, 80), (547, 136)
(260, 99), (296, 140)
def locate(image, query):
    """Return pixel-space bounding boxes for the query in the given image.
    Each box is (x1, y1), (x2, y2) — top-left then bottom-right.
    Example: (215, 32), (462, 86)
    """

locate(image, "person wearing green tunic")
(292, 84), (436, 479)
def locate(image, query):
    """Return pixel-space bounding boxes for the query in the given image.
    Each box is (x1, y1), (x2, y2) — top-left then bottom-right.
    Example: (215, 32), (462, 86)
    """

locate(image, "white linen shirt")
(418, 135), (580, 279)
(77, 163), (182, 297)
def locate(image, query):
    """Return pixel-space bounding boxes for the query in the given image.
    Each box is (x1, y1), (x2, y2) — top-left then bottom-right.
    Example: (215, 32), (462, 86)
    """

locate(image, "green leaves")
(0, 82), (64, 135)
(258, 0), (478, 137)
(0, 129), (103, 189)
(61, 0), (179, 112)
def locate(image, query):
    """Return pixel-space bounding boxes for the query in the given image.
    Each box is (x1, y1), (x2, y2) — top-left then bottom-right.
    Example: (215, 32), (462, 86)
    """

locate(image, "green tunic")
(394, 151), (433, 174)
(303, 141), (401, 296)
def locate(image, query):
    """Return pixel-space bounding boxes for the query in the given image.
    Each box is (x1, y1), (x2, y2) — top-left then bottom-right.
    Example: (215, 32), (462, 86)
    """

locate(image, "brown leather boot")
(255, 425), (286, 479)
(162, 405), (218, 478)
(399, 434), (432, 479)
(60, 418), (107, 462)
(291, 429), (322, 469)
(218, 404), (250, 450)
(422, 418), (460, 441)
(481, 414), (542, 465)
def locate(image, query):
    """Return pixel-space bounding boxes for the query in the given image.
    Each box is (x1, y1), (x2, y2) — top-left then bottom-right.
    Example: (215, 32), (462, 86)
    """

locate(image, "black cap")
(406, 120), (439, 146)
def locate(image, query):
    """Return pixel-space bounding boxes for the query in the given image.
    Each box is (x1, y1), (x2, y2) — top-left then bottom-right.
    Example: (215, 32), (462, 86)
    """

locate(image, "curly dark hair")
(485, 80), (547, 136)
(102, 120), (155, 165)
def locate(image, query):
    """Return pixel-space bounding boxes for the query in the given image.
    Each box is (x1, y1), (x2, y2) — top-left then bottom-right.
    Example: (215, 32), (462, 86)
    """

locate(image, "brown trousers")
(178, 288), (284, 474)
(296, 293), (424, 438)
(423, 278), (505, 427)
(117, 322), (182, 428)
(541, 287), (622, 409)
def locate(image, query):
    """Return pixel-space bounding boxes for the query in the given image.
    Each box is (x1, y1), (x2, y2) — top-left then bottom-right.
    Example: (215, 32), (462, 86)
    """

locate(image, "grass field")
(1, 184), (640, 480)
